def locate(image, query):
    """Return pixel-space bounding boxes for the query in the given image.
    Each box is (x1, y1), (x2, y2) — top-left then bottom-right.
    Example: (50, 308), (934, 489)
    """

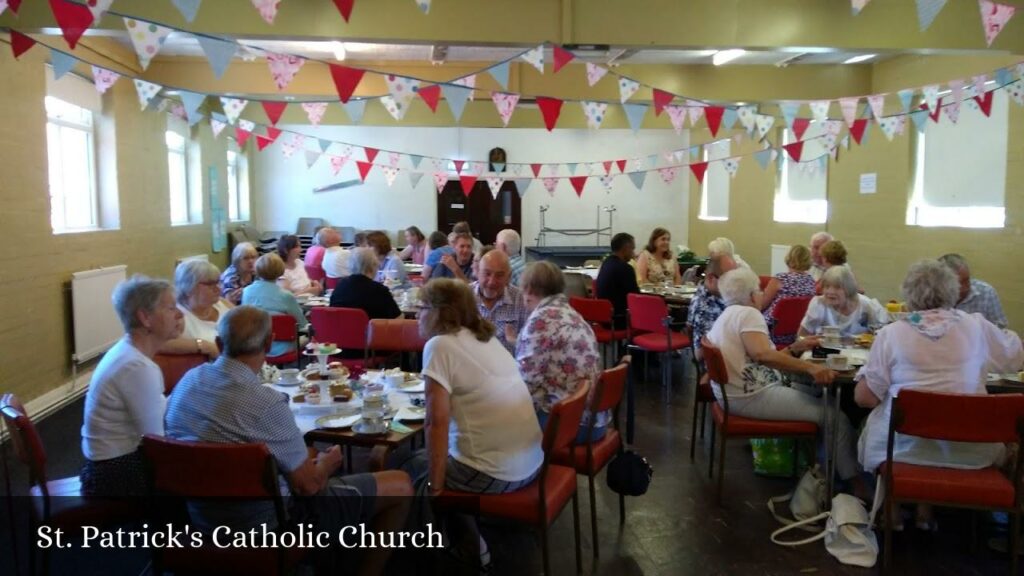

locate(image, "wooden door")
(436, 180), (520, 245)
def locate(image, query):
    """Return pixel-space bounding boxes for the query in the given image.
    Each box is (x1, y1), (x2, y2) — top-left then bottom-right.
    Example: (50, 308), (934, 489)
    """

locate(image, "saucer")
(353, 420), (391, 436)
(276, 376), (303, 387)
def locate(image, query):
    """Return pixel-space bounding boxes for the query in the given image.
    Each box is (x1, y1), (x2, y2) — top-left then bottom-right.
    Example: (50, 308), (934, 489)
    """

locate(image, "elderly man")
(595, 233), (640, 329)
(688, 253), (738, 358)
(429, 232), (474, 282)
(471, 250), (528, 355)
(321, 230), (351, 280)
(495, 228), (526, 286)
(809, 231), (834, 281)
(939, 253), (1008, 328)
(166, 306), (412, 574)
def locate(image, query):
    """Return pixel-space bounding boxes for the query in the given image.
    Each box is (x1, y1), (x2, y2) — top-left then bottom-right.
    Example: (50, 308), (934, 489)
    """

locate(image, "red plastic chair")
(758, 275), (773, 291)
(324, 276), (340, 290)
(701, 340), (817, 504)
(569, 296), (629, 366)
(551, 359), (630, 558)
(769, 296), (813, 349)
(1, 395), (140, 575)
(310, 307), (386, 371)
(436, 382), (590, 576)
(626, 293), (691, 401)
(689, 338), (715, 461)
(266, 314), (300, 367)
(366, 318), (427, 370)
(141, 435), (306, 576)
(304, 264), (325, 284)
(881, 390), (1024, 571)
(153, 353), (208, 396)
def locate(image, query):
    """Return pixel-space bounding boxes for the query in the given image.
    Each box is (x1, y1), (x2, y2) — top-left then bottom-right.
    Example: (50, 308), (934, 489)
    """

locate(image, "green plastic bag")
(750, 438), (810, 477)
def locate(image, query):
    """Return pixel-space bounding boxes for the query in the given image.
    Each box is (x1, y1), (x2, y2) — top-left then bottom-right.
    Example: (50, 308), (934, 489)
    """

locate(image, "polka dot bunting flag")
(123, 18), (173, 70)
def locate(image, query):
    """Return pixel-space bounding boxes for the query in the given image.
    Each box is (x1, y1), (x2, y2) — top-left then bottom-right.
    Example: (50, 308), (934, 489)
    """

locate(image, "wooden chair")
(366, 318), (427, 370)
(266, 314), (300, 367)
(700, 340), (817, 504)
(436, 382), (590, 576)
(551, 359), (630, 558)
(626, 293), (691, 402)
(153, 353), (208, 396)
(142, 435), (307, 575)
(569, 297), (629, 367)
(769, 296), (813, 349)
(881, 390), (1024, 572)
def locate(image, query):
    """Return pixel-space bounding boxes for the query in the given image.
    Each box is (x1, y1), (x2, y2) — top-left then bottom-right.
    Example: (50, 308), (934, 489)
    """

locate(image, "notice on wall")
(859, 173), (877, 194)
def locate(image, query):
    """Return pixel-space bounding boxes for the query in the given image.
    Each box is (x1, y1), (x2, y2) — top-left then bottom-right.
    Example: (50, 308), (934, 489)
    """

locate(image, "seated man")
(595, 232), (640, 330)
(321, 243), (351, 280)
(939, 253), (1008, 328)
(808, 231), (833, 282)
(471, 251), (528, 355)
(429, 232), (474, 282)
(688, 253), (737, 360)
(165, 306), (412, 574)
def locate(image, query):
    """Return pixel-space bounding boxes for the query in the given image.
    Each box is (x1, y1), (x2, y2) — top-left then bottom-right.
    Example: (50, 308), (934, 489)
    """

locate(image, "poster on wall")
(209, 166), (227, 253)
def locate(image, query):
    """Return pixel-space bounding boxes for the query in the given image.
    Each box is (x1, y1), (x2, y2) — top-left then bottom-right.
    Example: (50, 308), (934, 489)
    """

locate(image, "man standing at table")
(939, 253), (1009, 328)
(165, 305), (412, 574)
(596, 233), (640, 329)
(495, 228), (526, 287)
(430, 232), (474, 283)
(688, 253), (737, 360)
(471, 250), (528, 355)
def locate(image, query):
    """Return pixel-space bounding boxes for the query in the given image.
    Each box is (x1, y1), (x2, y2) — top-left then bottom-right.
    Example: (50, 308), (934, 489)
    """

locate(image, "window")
(46, 96), (98, 232)
(699, 140), (730, 221)
(774, 125), (828, 223)
(907, 89), (1008, 228)
(227, 140), (250, 222)
(166, 117), (202, 226)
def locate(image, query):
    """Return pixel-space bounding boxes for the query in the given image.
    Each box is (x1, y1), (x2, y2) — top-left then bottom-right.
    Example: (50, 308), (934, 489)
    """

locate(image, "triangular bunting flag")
(384, 74), (419, 108)
(387, 152), (401, 167)
(332, 0), (354, 22)
(879, 116), (905, 140)
(979, 0), (1016, 46)
(627, 171), (647, 190)
(686, 100), (705, 126)
(657, 167), (678, 185)
(653, 89), (674, 116)
(382, 167), (399, 187)
(581, 101), (607, 129)
(1006, 81), (1024, 106)
(50, 49), (77, 80)
(897, 89), (915, 113)
(486, 177), (503, 199)
(615, 160), (627, 174)
(281, 133), (305, 159)
(415, 0), (430, 14)
(553, 45), (575, 73)
(235, 126), (253, 148)
(123, 17), (173, 70)
(453, 160), (465, 173)
(328, 154), (348, 176)
(409, 155), (424, 169)
(380, 95), (413, 121)
(754, 148), (772, 169)
(210, 117), (227, 138)
(851, 0), (871, 14)
(318, 139), (332, 153)
(779, 101), (800, 128)
(453, 75), (476, 99)
(328, 64), (365, 103)
(927, 100), (943, 123)
(536, 97), (563, 131)
(689, 162), (709, 185)
(363, 147), (379, 163)
(50, 0), (94, 50)
(261, 100), (287, 125)
(441, 84), (472, 122)
(459, 175), (478, 197)
(755, 114), (775, 140)
(134, 79), (162, 110)
(792, 118), (811, 141)
(783, 141), (803, 162)
(10, 31), (37, 60)
(488, 61), (510, 90)
(197, 36), (236, 79)
(171, 0), (202, 22)
(219, 97), (248, 124)
(432, 172), (447, 193)
(705, 106), (725, 136)
(530, 164), (543, 177)
(251, 0), (280, 24)
(569, 176), (587, 197)
(850, 118), (869, 145)
(408, 171), (425, 188)
(180, 91), (206, 125)
(301, 102), (328, 125)
(975, 90), (995, 116)
(618, 77), (640, 103)
(838, 97), (859, 127)
(356, 161), (374, 182)
(266, 52), (305, 90)
(521, 45), (544, 74)
(916, 0), (948, 30)
(417, 84), (441, 112)
(263, 126), (282, 143)
(623, 103), (648, 133)
(723, 157), (741, 178)
(542, 178), (558, 196)
(86, 0), (113, 21)
(867, 94), (885, 120)
(922, 85), (940, 111)
(512, 178), (532, 198)
(0, 0), (22, 15)
(737, 105), (757, 133)
(909, 109), (929, 131)
(721, 108), (738, 131)
(304, 149), (320, 168)
(810, 100), (831, 122)
(663, 105), (686, 135)
(491, 92), (520, 127)
(585, 63), (608, 87)
(343, 99), (366, 123)
(995, 67), (1012, 86)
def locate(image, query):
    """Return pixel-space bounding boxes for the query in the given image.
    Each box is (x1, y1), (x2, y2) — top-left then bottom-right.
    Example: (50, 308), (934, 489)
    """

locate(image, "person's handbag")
(605, 451), (653, 496)
(767, 464), (827, 529)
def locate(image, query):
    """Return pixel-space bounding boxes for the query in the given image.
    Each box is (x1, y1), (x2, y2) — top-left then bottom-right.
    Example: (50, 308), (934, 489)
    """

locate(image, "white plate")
(989, 373), (1024, 383)
(394, 380), (425, 393)
(394, 406), (426, 422)
(315, 414), (361, 429)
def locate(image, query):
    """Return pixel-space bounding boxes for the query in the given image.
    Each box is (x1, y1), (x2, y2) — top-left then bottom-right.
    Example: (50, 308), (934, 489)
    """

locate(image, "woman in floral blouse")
(516, 261), (606, 442)
(220, 242), (258, 305)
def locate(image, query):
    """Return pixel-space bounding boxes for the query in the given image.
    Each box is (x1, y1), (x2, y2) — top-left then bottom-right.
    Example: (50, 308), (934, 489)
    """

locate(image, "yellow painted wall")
(0, 47), (241, 404)
(688, 54), (1024, 332)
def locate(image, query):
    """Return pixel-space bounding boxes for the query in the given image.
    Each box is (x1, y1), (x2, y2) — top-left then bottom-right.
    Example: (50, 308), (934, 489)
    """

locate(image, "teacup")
(826, 354), (849, 371)
(277, 368), (300, 384)
(822, 326), (841, 339)
(385, 374), (404, 388)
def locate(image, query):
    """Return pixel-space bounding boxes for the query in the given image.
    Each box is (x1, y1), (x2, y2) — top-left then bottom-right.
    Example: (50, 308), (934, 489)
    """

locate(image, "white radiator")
(71, 265), (127, 363)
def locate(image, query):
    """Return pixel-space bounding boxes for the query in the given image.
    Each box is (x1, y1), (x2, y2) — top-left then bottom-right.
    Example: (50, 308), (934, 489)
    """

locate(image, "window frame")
(698, 140), (730, 222)
(45, 95), (99, 233)
(773, 127), (828, 224)
(227, 140), (250, 222)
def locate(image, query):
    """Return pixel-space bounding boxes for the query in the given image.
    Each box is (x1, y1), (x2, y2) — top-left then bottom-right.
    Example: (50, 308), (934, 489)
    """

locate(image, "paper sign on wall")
(859, 172), (877, 194)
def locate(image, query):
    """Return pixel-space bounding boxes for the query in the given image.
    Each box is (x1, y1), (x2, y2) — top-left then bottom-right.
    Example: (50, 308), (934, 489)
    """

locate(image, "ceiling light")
(330, 41), (346, 61)
(843, 54), (876, 64)
(712, 49), (745, 66)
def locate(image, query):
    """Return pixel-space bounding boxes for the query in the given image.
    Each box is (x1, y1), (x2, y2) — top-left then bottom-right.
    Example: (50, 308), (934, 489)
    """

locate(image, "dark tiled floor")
(2, 356), (1018, 575)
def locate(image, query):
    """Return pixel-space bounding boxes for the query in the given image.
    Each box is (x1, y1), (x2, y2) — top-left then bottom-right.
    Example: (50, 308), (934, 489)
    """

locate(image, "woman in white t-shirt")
(161, 260), (234, 358)
(706, 268), (865, 494)
(276, 234), (322, 296)
(799, 265), (888, 338)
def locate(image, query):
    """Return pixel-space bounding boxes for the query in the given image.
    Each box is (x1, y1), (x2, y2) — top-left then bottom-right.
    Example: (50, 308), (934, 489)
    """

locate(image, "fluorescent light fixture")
(330, 41), (346, 61)
(843, 54), (876, 64)
(712, 49), (745, 66)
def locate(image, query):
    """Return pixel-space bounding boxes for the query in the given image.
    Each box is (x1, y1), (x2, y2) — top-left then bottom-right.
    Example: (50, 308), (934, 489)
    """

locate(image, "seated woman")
(366, 231), (410, 288)
(516, 262), (607, 442)
(799, 265), (888, 338)
(421, 231), (452, 280)
(706, 268), (865, 495)
(81, 276), (182, 497)
(241, 253), (309, 358)
(329, 247), (402, 320)
(760, 245), (817, 345)
(277, 234), (322, 296)
(220, 242), (258, 305)
(636, 227), (681, 285)
(398, 226), (428, 265)
(161, 260), (233, 358)
(855, 260), (1024, 529)
(303, 226), (336, 270)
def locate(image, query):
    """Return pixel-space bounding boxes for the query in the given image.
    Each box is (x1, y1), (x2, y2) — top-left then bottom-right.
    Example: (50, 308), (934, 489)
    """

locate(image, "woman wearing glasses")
(160, 259), (234, 358)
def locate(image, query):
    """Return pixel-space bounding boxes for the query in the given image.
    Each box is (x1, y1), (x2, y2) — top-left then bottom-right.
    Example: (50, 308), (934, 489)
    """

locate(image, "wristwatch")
(196, 338), (204, 353)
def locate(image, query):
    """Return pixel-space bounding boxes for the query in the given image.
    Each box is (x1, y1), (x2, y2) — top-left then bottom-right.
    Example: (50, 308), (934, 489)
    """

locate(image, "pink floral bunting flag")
(210, 117), (227, 138)
(453, 75), (476, 100)
(301, 102), (327, 125)
(491, 92), (520, 126)
(867, 94), (886, 120)
(665, 105), (687, 135)
(657, 167), (679, 185)
(388, 152), (401, 167)
(329, 154), (348, 176)
(266, 53), (305, 90)
(219, 97), (248, 124)
(838, 97), (859, 127)
(542, 177), (558, 196)
(433, 172), (448, 193)
(979, 0), (1016, 47)
(686, 100), (705, 126)
(91, 66), (120, 94)
(251, 0), (281, 24)
(586, 63), (608, 87)
(281, 134), (305, 159)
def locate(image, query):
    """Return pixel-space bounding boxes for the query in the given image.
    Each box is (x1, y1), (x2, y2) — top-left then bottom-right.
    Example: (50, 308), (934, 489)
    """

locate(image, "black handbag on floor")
(606, 451), (653, 496)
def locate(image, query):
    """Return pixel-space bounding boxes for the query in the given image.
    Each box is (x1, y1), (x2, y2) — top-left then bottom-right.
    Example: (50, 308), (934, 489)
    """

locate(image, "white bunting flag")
(521, 45), (544, 74)
(133, 79), (162, 110)
(867, 94), (886, 120)
(123, 18), (173, 70)
(737, 105), (758, 133)
(210, 117), (227, 138)
(618, 78), (640, 103)
(922, 84), (940, 111)
(220, 97), (248, 124)
(686, 100), (705, 126)
(810, 100), (831, 122)
(754, 114), (775, 141)
(382, 166), (399, 187)
(581, 101), (608, 129)
(723, 157), (741, 178)
(486, 177), (504, 199)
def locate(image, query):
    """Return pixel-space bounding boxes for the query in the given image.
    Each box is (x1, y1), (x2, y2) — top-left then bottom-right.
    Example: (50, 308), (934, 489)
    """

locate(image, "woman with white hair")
(160, 260), (234, 358)
(707, 236), (749, 269)
(220, 242), (259, 305)
(798, 265), (887, 338)
(81, 276), (182, 497)
(706, 268), (864, 491)
(855, 260), (1023, 529)
(304, 227), (338, 270)
(328, 247), (402, 320)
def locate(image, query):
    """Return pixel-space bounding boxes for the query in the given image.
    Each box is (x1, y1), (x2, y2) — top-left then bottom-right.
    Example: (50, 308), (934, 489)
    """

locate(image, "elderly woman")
(516, 262), (606, 442)
(799, 265), (887, 338)
(855, 260), (1024, 529)
(366, 231), (410, 288)
(221, 242), (258, 305)
(241, 253), (309, 357)
(329, 247), (402, 320)
(760, 245), (817, 343)
(277, 234), (322, 296)
(304, 227), (337, 270)
(81, 276), (182, 497)
(160, 260), (233, 358)
(398, 226), (428, 265)
(708, 236), (750, 269)
(636, 227), (681, 285)
(706, 268), (865, 494)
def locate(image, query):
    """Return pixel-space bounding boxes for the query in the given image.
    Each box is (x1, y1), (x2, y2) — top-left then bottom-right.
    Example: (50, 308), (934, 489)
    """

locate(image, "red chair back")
(367, 319), (426, 352)
(770, 296), (812, 342)
(542, 382), (591, 457)
(270, 314), (297, 343)
(325, 277), (340, 290)
(591, 360), (629, 414)
(758, 275), (773, 291)
(627, 293), (669, 335)
(154, 353), (208, 396)
(0, 394), (48, 490)
(569, 296), (614, 325)
(304, 264), (325, 283)
(891, 390), (1024, 444)
(310, 307), (370, 352)
(142, 435), (279, 499)
(699, 339), (728, 388)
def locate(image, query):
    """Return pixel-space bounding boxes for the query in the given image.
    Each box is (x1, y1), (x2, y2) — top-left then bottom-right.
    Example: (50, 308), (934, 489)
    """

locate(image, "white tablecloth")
(266, 381), (419, 434)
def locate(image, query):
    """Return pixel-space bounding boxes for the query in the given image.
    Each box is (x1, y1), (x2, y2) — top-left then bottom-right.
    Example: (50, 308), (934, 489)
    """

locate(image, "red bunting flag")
(705, 106), (725, 136)
(615, 159), (626, 174)
(235, 127), (252, 147)
(328, 64), (365, 103)
(5, 0), (23, 14)
(49, 0), (94, 50)
(363, 147), (379, 163)
(10, 31), (37, 59)
(332, 0), (355, 22)
(552, 45), (575, 74)
(927, 99), (943, 123)
(530, 163), (543, 177)
(975, 90), (995, 117)
(689, 162), (708, 184)
(265, 126), (282, 143)
(453, 160), (465, 173)
(261, 101), (288, 125)
(255, 135), (274, 151)
(652, 89), (674, 116)
(602, 161), (613, 174)
(459, 175), (478, 197)
(569, 176), (587, 197)
(849, 118), (869, 145)
(792, 117), (811, 141)
(417, 84), (441, 113)
(783, 141), (804, 162)
(536, 97), (563, 131)
(356, 161), (374, 182)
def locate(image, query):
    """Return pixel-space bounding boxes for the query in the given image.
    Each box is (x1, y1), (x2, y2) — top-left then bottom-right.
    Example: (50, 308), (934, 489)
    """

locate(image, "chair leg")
(643, 352), (649, 385)
(689, 398), (700, 461)
(715, 433), (727, 505)
(541, 523), (551, 576)
(700, 403), (707, 439)
(572, 491), (582, 574)
(883, 495), (893, 570)
(1011, 510), (1021, 575)
(708, 424), (717, 478)
(588, 474), (599, 558)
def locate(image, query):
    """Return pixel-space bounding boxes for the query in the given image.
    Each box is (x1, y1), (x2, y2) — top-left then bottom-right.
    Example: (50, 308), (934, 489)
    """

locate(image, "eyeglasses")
(199, 280), (222, 287)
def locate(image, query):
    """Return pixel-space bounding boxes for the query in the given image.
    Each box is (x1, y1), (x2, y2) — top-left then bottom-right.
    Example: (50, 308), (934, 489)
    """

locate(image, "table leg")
(830, 384), (842, 496)
(822, 384), (835, 502)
